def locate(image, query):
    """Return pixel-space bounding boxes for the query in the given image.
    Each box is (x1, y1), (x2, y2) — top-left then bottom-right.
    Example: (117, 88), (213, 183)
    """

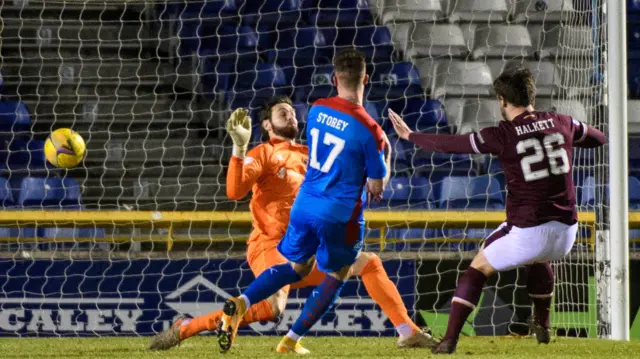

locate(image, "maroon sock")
(444, 267), (487, 342)
(526, 262), (554, 328)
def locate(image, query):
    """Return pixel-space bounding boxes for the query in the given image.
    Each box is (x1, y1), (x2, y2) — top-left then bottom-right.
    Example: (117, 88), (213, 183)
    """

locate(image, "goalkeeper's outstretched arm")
(226, 108), (263, 200)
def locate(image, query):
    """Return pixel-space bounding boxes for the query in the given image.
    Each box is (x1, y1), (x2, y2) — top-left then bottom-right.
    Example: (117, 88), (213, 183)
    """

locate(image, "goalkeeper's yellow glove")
(226, 108), (252, 158)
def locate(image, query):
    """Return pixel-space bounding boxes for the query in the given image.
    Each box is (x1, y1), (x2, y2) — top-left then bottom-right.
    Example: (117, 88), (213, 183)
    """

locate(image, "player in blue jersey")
(217, 49), (398, 353)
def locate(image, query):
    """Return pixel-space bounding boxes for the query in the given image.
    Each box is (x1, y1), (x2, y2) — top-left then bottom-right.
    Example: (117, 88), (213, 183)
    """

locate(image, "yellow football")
(44, 128), (86, 168)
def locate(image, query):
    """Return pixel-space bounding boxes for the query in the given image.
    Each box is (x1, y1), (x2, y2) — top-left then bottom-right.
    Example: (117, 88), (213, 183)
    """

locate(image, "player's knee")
(291, 259), (314, 278)
(267, 290), (288, 317)
(471, 251), (496, 277)
(351, 252), (378, 276)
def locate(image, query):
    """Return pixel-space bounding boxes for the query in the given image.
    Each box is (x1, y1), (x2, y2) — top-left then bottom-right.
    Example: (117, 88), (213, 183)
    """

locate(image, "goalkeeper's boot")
(397, 328), (438, 349)
(276, 335), (311, 355)
(432, 338), (457, 355)
(218, 297), (247, 353)
(531, 323), (551, 344)
(149, 316), (188, 350)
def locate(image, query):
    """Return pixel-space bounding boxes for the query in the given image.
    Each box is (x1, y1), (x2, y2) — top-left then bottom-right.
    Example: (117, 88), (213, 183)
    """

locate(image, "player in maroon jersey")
(388, 67), (607, 354)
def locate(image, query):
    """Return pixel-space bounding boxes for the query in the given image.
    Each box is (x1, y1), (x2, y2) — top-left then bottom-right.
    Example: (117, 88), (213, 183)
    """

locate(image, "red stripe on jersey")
(314, 97), (385, 151)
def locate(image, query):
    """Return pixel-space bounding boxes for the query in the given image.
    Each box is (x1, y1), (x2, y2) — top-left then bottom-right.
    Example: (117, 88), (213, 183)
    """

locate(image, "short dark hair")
(333, 48), (366, 90)
(493, 67), (536, 107)
(259, 95), (293, 141)
(259, 95), (293, 122)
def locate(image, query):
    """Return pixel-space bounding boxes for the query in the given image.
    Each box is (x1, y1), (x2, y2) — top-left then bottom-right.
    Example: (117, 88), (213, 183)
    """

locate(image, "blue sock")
(289, 276), (345, 338)
(243, 263), (302, 306)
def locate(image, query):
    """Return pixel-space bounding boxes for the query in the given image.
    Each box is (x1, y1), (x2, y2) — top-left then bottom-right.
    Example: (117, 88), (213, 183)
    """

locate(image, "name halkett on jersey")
(514, 118), (556, 136)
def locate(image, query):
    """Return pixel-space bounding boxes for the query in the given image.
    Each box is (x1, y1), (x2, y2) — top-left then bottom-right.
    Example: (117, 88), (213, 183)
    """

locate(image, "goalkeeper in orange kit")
(150, 96), (435, 353)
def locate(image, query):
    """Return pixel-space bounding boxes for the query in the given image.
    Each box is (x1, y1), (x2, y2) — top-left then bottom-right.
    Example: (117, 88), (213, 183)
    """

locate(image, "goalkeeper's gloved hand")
(226, 108), (252, 158)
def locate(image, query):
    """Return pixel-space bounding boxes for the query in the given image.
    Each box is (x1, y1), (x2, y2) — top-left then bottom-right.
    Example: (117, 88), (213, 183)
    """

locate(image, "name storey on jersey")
(515, 118), (555, 136)
(317, 112), (349, 131)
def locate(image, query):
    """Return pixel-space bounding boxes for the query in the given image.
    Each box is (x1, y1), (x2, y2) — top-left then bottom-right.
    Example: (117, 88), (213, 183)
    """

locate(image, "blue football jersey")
(295, 96), (387, 222)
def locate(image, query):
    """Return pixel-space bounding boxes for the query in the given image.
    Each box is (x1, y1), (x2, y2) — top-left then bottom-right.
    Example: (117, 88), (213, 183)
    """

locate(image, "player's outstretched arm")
(388, 109), (479, 154)
(574, 123), (607, 148)
(225, 108), (263, 200)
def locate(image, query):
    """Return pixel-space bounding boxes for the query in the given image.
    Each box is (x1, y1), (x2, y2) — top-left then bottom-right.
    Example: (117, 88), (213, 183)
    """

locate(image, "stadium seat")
(402, 24), (468, 59)
(431, 61), (493, 99)
(380, 98), (448, 134)
(630, 176), (640, 210)
(0, 177), (14, 207)
(241, 0), (305, 26)
(367, 62), (423, 100)
(535, 99), (589, 124)
(447, 0), (508, 23)
(292, 64), (335, 102)
(370, 177), (436, 209)
(630, 0), (640, 23)
(309, 0), (373, 26)
(438, 175), (504, 209)
(629, 25), (640, 60)
(0, 101), (31, 132)
(17, 177), (82, 208)
(228, 64), (288, 103)
(5, 140), (48, 170)
(486, 60), (561, 97)
(510, 0), (578, 23)
(629, 61), (640, 98)
(39, 227), (106, 240)
(629, 136), (640, 175)
(629, 101), (640, 133)
(388, 135), (410, 173)
(538, 26), (593, 59)
(332, 25), (395, 63)
(471, 25), (533, 59)
(484, 155), (505, 188)
(453, 99), (501, 134)
(380, 0), (445, 25)
(411, 152), (478, 180)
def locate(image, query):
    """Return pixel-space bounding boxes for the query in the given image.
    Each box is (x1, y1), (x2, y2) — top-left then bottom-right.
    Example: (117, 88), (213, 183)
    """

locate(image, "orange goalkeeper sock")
(360, 255), (420, 336)
(179, 299), (276, 340)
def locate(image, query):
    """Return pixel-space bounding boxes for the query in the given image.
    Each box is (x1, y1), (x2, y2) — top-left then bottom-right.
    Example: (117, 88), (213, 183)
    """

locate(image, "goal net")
(0, 0), (609, 339)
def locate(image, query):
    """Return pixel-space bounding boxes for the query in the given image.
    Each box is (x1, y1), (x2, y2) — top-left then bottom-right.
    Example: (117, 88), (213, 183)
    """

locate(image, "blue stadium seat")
(629, 61), (640, 98)
(334, 25), (394, 63)
(370, 177), (436, 209)
(484, 156), (505, 188)
(629, 25), (640, 59)
(438, 175), (504, 209)
(5, 140), (48, 170)
(630, 176), (640, 209)
(629, 136), (640, 174)
(379, 98), (448, 134)
(0, 177), (14, 207)
(293, 102), (309, 125)
(629, 0), (640, 23)
(308, 0), (373, 25)
(268, 27), (333, 75)
(241, 0), (305, 26)
(411, 151), (477, 180)
(228, 64), (288, 103)
(367, 62), (423, 100)
(292, 65), (336, 102)
(39, 227), (105, 240)
(0, 101), (31, 132)
(387, 135), (410, 174)
(18, 177), (82, 208)
(363, 101), (380, 121)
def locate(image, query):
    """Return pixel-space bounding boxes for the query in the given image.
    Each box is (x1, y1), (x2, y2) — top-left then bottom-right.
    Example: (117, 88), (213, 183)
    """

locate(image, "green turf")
(2, 336), (640, 359)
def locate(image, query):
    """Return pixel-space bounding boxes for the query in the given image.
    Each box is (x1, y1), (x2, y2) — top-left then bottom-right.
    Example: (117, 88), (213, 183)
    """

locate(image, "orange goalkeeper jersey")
(226, 138), (308, 243)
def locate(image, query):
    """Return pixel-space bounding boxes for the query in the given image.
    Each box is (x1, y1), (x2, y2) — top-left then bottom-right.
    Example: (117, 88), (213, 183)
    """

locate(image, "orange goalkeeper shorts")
(247, 233), (324, 290)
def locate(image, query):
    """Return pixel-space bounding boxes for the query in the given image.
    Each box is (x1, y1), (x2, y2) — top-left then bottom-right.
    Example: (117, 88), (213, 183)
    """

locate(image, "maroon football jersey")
(469, 110), (587, 228)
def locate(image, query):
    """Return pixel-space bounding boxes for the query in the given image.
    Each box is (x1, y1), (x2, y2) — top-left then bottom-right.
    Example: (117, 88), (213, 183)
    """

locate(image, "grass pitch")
(2, 336), (640, 359)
